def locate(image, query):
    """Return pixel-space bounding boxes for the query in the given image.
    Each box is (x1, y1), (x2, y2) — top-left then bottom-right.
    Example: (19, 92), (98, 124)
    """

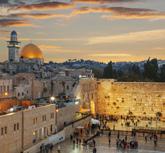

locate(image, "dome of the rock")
(20, 43), (43, 60)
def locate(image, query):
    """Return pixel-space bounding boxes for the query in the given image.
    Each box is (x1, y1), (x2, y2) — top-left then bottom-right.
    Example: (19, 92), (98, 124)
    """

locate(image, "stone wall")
(78, 78), (97, 114)
(23, 104), (56, 150)
(0, 111), (22, 153)
(56, 103), (80, 130)
(96, 79), (165, 117)
(64, 115), (91, 139)
(23, 130), (65, 153)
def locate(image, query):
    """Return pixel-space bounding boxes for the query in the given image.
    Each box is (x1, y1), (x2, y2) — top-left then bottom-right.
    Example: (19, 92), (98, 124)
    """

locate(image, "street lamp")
(75, 101), (79, 105)
(55, 108), (59, 130)
(4, 92), (8, 96)
(50, 96), (55, 103)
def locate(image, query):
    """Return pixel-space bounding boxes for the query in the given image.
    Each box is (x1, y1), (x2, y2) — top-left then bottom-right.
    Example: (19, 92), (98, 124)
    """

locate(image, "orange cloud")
(0, 19), (32, 27)
(88, 29), (165, 45)
(102, 7), (165, 20)
(74, 0), (139, 3)
(90, 53), (132, 57)
(16, 2), (74, 11)
(38, 44), (62, 51)
(71, 7), (165, 20)
(15, 13), (70, 20)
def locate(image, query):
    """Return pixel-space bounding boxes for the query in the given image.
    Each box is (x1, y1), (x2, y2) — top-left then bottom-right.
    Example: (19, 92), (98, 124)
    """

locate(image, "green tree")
(128, 64), (141, 81)
(92, 68), (103, 78)
(160, 64), (165, 82)
(103, 61), (114, 78)
(144, 58), (158, 81)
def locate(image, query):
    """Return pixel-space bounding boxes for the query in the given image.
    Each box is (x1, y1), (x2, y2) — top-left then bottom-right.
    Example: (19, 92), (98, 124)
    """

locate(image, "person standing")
(93, 147), (97, 153)
(154, 134), (158, 147)
(70, 134), (73, 141)
(108, 138), (111, 146)
(145, 135), (148, 143)
(117, 131), (120, 139)
(93, 139), (96, 147)
(57, 145), (61, 153)
(50, 143), (53, 152)
(108, 130), (111, 138)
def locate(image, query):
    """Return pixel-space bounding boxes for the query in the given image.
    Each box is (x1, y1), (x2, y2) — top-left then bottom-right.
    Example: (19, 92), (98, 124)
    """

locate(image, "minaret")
(7, 31), (20, 62)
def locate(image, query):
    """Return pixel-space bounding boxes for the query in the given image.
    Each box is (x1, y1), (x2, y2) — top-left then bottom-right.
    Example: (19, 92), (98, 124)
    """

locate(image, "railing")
(55, 114), (91, 133)
(64, 114), (91, 127)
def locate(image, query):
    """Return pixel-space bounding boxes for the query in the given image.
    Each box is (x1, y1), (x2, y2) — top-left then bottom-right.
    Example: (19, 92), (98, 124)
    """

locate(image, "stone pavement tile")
(51, 134), (165, 153)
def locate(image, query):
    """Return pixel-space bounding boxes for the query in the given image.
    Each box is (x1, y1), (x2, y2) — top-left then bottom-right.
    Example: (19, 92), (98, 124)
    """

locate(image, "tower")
(7, 31), (20, 62)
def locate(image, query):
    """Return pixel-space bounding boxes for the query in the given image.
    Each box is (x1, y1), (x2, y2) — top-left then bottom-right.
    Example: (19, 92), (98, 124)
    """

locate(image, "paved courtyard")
(51, 133), (165, 153)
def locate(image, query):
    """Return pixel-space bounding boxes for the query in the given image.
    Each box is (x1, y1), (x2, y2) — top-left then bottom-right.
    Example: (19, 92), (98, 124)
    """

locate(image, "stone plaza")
(51, 132), (165, 153)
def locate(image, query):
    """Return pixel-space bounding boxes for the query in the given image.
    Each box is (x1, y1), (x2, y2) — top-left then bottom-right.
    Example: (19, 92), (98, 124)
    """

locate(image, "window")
(50, 124), (53, 132)
(14, 123), (19, 131)
(1, 127), (7, 135)
(42, 115), (46, 121)
(17, 123), (19, 130)
(1, 128), (4, 135)
(33, 117), (37, 125)
(7, 86), (9, 92)
(14, 124), (17, 131)
(50, 113), (54, 119)
(4, 127), (7, 134)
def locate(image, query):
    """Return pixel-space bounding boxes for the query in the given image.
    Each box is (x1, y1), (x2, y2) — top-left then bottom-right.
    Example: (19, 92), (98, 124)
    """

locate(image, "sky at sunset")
(0, 0), (165, 63)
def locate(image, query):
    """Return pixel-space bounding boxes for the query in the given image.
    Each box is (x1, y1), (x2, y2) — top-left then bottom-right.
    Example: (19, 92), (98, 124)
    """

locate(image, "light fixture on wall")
(4, 92), (8, 96)
(50, 96), (55, 103)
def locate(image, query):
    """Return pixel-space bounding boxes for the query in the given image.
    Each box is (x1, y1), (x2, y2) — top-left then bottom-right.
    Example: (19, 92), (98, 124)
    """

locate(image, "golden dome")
(20, 43), (43, 60)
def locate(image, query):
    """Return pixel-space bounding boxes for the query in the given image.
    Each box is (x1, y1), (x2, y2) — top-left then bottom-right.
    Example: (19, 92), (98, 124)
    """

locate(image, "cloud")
(0, 2), (73, 17)
(102, 7), (165, 20)
(13, 13), (70, 20)
(0, 18), (32, 27)
(73, 0), (140, 3)
(15, 2), (74, 11)
(90, 53), (132, 57)
(0, 1), (73, 26)
(71, 7), (165, 20)
(20, 37), (83, 42)
(38, 44), (62, 51)
(1, 0), (164, 28)
(88, 29), (165, 45)
(0, 30), (10, 34)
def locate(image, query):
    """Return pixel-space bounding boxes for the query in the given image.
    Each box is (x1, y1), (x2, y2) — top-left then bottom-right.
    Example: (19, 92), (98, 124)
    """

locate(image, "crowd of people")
(39, 115), (161, 153)
(40, 143), (53, 153)
(144, 133), (158, 147)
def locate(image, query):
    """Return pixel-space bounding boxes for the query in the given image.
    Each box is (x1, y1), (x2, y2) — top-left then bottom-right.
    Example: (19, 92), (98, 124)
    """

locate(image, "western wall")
(95, 79), (165, 118)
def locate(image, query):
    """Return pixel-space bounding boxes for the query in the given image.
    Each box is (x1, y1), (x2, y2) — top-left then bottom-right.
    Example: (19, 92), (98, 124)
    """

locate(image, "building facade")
(0, 77), (13, 98)
(0, 104), (55, 153)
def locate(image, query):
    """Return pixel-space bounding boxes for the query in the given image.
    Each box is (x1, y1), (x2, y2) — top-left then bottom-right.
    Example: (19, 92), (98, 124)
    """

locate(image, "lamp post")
(55, 108), (59, 132)
(50, 96), (55, 103)
(50, 96), (56, 103)
(155, 112), (162, 134)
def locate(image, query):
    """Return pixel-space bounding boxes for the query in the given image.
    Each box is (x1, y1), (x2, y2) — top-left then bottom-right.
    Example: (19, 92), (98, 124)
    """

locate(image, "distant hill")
(57, 59), (165, 71)
(46, 59), (165, 74)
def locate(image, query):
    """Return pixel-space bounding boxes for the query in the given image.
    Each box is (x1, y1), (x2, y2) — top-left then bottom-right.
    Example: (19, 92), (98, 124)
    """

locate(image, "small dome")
(20, 43), (43, 60)
(11, 30), (17, 36)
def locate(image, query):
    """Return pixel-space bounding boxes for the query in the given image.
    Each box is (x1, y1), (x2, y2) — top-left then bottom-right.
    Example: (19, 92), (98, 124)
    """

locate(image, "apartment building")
(0, 104), (55, 153)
